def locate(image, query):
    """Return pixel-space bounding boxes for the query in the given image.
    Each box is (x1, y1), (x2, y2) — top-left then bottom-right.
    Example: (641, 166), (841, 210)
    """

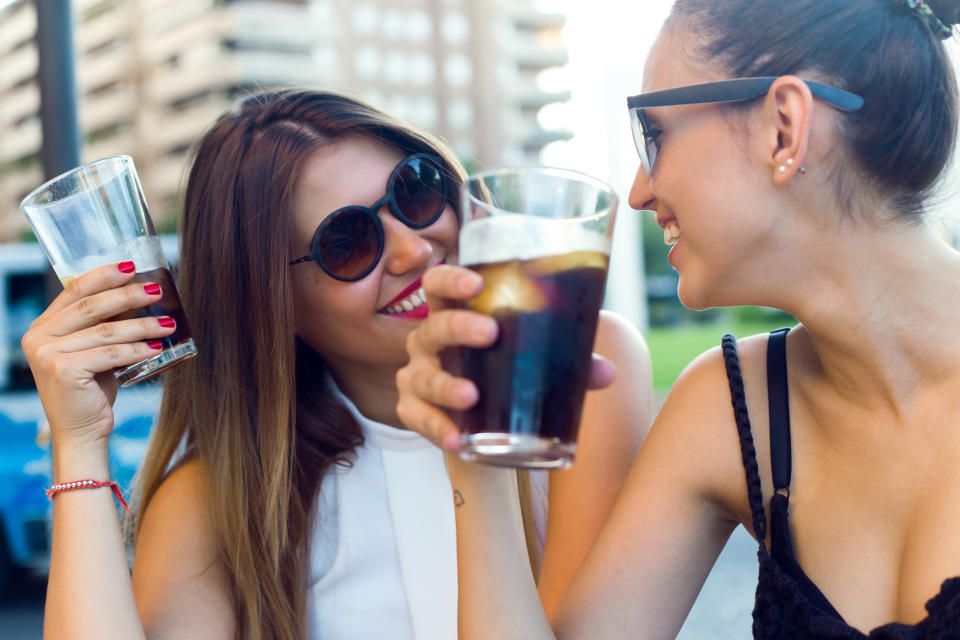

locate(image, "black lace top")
(721, 330), (960, 639)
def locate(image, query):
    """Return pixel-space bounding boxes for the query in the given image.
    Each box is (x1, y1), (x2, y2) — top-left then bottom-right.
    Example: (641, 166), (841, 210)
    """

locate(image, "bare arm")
(23, 264), (234, 639)
(398, 272), (749, 639)
(451, 349), (747, 638)
(538, 311), (653, 618)
(132, 461), (235, 638)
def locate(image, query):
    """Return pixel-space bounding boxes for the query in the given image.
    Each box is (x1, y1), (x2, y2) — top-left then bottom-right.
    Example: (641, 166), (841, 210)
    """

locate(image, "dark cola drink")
(458, 250), (608, 469)
(118, 267), (194, 350)
(65, 265), (198, 386)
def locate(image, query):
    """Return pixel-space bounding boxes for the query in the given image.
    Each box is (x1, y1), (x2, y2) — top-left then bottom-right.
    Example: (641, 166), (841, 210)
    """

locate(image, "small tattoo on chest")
(454, 490), (465, 507)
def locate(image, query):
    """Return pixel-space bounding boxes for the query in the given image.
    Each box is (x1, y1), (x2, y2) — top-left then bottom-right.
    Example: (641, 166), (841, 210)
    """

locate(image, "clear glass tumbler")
(20, 155), (196, 386)
(457, 166), (618, 469)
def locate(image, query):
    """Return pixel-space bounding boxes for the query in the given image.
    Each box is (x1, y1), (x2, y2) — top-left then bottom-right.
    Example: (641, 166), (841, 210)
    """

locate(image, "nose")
(628, 165), (657, 212)
(380, 210), (433, 274)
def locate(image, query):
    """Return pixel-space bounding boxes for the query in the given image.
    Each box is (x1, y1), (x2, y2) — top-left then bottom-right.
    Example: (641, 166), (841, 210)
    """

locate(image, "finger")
(40, 340), (164, 383)
(396, 393), (463, 451)
(50, 315), (177, 354)
(409, 308), (498, 356)
(587, 353), (618, 390)
(46, 279), (164, 338)
(400, 357), (479, 410)
(422, 264), (483, 310)
(40, 261), (139, 319)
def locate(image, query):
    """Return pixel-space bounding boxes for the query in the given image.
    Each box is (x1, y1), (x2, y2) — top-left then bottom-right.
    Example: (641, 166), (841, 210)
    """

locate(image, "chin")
(675, 278), (712, 311)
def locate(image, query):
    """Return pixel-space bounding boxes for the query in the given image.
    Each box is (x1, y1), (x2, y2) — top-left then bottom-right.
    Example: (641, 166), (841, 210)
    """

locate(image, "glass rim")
(461, 164), (618, 222)
(20, 154), (135, 211)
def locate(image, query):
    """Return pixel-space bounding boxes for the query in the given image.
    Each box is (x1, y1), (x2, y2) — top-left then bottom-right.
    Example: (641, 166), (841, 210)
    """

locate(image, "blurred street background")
(1, 0), (959, 638)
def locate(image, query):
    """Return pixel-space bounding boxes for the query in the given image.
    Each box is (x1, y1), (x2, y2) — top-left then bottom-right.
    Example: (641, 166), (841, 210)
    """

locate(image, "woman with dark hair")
(396, 1), (960, 637)
(23, 90), (652, 639)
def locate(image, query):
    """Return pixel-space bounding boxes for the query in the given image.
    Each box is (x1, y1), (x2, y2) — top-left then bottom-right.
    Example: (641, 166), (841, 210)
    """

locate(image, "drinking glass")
(20, 155), (196, 386)
(457, 166), (617, 469)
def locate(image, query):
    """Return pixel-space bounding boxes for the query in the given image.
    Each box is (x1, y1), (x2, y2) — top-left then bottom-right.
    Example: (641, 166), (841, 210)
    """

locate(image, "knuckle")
(396, 399), (413, 426)
(405, 329), (420, 355)
(20, 330), (37, 357)
(74, 295), (96, 318)
(31, 342), (54, 369)
(395, 366), (410, 390)
(65, 276), (83, 298)
(49, 356), (73, 382)
(94, 322), (115, 339)
(103, 343), (122, 360)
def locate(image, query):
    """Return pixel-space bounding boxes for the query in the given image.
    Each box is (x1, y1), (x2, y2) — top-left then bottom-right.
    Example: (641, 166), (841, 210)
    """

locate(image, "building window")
(355, 46), (381, 80)
(409, 53), (434, 86)
(448, 98), (474, 130)
(444, 54), (472, 87)
(352, 3), (378, 36)
(384, 51), (408, 85)
(406, 10), (432, 43)
(441, 12), (469, 44)
(382, 8), (405, 40)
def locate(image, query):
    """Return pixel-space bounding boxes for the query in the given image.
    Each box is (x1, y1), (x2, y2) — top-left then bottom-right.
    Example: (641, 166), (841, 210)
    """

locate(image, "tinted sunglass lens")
(394, 156), (445, 226)
(317, 210), (381, 280)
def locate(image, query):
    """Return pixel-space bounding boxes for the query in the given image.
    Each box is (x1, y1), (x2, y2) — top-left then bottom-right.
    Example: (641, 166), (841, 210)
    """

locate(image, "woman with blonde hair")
(24, 89), (651, 639)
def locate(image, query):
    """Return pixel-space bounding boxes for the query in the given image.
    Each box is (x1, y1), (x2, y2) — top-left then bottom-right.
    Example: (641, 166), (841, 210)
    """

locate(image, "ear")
(763, 75), (813, 185)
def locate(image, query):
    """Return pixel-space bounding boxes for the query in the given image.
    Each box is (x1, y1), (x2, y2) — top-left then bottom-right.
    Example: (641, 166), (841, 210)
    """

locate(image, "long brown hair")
(130, 90), (466, 640)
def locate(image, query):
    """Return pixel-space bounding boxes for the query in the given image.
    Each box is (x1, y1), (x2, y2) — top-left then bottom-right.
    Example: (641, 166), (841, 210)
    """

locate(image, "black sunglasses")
(289, 153), (452, 281)
(627, 76), (864, 175)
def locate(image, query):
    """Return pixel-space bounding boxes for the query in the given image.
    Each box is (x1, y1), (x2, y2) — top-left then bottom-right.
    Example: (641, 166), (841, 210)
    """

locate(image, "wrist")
(51, 440), (111, 482)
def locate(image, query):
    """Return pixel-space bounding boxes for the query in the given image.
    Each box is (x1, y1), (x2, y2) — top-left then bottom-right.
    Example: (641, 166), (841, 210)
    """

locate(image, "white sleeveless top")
(306, 386), (549, 640)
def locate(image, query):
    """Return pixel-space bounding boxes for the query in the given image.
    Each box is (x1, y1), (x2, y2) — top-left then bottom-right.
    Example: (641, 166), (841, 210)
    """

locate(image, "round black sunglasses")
(289, 153), (452, 282)
(627, 76), (864, 175)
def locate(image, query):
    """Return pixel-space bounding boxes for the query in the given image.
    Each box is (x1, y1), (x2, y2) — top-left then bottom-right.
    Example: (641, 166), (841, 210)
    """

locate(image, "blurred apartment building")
(0, 0), (571, 241)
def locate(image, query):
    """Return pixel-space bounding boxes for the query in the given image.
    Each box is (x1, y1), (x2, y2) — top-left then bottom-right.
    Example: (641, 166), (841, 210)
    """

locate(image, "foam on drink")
(459, 213), (611, 266)
(460, 214), (609, 316)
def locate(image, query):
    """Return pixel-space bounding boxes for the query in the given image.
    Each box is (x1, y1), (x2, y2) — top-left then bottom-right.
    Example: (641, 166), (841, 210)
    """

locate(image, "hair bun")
(926, 0), (960, 30)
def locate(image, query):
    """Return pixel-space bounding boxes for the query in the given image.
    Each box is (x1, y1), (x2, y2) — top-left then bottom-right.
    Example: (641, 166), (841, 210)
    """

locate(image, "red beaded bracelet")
(46, 479), (130, 511)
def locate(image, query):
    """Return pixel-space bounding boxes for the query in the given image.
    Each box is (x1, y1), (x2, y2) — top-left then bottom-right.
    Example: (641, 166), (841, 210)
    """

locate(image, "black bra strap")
(767, 328), (792, 493)
(721, 333), (767, 546)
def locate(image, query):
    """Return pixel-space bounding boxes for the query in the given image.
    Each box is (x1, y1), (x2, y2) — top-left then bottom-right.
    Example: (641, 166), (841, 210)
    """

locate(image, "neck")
(327, 359), (405, 428)
(779, 223), (960, 415)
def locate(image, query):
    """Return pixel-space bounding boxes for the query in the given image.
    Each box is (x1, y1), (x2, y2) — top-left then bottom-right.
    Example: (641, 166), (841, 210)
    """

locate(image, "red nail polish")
(158, 316), (175, 328)
(147, 341), (163, 350)
(144, 283), (161, 295)
(118, 261), (135, 273)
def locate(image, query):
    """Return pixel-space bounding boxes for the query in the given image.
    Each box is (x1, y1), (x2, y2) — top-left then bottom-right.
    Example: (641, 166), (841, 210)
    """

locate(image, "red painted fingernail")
(147, 341), (163, 350)
(144, 283), (161, 295)
(158, 316), (175, 328)
(118, 261), (135, 273)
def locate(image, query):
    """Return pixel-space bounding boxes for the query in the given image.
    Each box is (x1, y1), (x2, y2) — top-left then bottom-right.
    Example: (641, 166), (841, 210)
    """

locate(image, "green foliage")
(645, 313), (797, 391)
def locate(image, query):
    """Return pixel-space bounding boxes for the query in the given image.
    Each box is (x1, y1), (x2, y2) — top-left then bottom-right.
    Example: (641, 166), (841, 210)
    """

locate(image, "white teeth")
(663, 220), (681, 245)
(383, 286), (429, 314)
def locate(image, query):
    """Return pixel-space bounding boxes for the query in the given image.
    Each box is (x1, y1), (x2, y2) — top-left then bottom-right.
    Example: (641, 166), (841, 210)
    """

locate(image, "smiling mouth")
(381, 286), (428, 315)
(657, 214), (681, 245)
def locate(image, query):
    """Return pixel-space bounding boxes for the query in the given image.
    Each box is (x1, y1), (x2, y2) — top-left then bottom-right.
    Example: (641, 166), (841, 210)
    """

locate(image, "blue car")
(0, 239), (176, 592)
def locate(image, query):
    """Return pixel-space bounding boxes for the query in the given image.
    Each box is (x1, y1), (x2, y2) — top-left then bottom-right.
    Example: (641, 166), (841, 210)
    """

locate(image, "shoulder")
(133, 458), (236, 635)
(583, 311), (653, 443)
(595, 310), (650, 361)
(647, 331), (774, 530)
(592, 310), (653, 416)
(139, 458), (212, 542)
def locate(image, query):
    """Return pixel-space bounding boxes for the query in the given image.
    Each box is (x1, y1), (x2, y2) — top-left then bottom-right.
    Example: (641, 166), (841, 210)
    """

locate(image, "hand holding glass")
(457, 167), (617, 469)
(20, 155), (196, 386)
